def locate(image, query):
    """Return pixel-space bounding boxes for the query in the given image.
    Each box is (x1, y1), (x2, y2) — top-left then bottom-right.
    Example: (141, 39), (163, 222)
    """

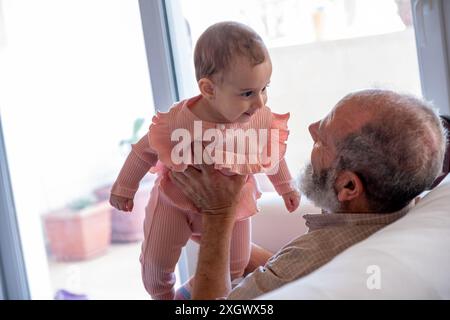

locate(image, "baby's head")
(194, 22), (272, 123)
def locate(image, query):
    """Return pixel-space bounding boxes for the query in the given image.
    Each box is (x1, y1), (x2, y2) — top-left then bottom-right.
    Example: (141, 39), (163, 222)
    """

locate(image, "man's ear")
(335, 170), (364, 202)
(198, 78), (215, 100)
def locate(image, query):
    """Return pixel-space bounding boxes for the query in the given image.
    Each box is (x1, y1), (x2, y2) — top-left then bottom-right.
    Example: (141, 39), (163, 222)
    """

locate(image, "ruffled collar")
(148, 95), (290, 174)
(181, 94), (257, 130)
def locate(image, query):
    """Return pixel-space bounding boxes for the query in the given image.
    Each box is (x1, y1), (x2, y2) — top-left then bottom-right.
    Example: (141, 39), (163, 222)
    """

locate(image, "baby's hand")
(282, 190), (301, 213)
(109, 194), (134, 212)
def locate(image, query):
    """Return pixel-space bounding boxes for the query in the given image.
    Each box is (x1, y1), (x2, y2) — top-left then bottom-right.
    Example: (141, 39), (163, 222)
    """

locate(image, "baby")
(110, 21), (300, 300)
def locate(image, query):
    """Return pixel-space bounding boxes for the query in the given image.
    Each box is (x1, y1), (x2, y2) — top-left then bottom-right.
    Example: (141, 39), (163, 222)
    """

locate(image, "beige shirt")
(227, 205), (411, 300)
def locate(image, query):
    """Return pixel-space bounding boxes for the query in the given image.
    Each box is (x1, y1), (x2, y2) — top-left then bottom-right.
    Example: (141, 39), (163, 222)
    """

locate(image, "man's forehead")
(323, 100), (374, 141)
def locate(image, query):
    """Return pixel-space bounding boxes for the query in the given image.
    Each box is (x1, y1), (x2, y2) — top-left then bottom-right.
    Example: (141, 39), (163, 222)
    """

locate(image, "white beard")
(298, 162), (341, 213)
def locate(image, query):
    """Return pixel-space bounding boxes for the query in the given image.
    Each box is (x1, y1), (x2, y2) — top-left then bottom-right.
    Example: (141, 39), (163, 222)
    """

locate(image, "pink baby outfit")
(111, 95), (295, 300)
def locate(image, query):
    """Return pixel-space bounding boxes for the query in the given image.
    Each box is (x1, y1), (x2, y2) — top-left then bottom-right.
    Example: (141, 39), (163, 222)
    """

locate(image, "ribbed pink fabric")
(112, 96), (295, 218)
(139, 185), (251, 299)
(111, 95), (295, 299)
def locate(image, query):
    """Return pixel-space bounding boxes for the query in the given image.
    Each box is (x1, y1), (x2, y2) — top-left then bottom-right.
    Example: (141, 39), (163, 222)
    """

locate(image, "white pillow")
(259, 175), (450, 299)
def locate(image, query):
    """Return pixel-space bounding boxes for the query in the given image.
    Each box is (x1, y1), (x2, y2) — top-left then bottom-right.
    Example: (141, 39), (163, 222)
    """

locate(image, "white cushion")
(252, 194), (320, 253)
(259, 175), (450, 299)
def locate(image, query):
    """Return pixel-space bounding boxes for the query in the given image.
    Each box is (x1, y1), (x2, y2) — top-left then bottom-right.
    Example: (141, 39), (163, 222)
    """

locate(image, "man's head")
(194, 21), (272, 123)
(300, 89), (448, 213)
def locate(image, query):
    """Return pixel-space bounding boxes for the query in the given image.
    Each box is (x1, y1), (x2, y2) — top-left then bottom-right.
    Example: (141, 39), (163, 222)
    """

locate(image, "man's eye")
(241, 91), (253, 97)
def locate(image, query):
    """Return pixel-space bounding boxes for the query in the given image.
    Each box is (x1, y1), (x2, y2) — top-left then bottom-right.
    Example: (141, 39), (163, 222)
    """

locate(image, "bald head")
(334, 89), (447, 212)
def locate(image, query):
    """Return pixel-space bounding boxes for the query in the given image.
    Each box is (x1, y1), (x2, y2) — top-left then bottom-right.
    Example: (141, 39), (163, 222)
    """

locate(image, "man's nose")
(309, 121), (319, 139)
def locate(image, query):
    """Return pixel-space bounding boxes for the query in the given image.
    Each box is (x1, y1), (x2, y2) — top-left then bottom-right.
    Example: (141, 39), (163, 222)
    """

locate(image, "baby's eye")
(241, 91), (253, 97)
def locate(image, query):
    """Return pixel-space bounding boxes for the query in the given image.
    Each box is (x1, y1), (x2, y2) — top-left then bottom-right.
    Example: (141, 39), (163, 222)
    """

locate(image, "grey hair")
(335, 89), (448, 213)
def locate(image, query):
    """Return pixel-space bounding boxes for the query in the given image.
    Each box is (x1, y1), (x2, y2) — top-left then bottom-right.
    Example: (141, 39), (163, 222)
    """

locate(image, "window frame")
(137, 0), (190, 284)
(138, 0), (180, 111)
(412, 0), (450, 115)
(0, 115), (30, 300)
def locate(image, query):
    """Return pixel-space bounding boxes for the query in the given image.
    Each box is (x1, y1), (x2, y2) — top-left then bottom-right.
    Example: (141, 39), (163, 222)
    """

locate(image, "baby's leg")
(140, 195), (192, 300)
(229, 218), (252, 281)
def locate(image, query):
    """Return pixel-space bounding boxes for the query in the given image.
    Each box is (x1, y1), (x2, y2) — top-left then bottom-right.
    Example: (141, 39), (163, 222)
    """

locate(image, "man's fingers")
(170, 171), (190, 186)
(170, 171), (207, 208)
(183, 166), (203, 180)
(170, 171), (197, 193)
(232, 173), (248, 186)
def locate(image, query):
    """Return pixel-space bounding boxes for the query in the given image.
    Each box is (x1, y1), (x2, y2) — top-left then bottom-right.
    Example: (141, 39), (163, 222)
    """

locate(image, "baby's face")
(212, 56), (272, 123)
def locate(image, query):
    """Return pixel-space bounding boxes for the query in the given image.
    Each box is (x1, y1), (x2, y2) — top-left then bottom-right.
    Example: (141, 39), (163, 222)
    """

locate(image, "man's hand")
(282, 190), (301, 213)
(169, 165), (247, 215)
(109, 194), (134, 212)
(169, 165), (248, 300)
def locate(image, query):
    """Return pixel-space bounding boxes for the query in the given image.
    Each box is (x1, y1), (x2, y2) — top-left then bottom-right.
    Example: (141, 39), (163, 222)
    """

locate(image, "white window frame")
(0, 114), (30, 300)
(412, 0), (450, 115)
(137, 0), (190, 284)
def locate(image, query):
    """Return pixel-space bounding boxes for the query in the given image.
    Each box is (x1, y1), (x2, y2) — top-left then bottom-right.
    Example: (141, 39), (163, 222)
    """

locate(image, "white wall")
(268, 28), (421, 174)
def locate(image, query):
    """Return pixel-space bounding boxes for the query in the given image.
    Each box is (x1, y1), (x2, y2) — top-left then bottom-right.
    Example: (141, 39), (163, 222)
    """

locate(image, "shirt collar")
(303, 203), (412, 232)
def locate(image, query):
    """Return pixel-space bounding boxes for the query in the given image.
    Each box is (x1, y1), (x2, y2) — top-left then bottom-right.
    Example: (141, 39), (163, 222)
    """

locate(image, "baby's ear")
(198, 78), (215, 99)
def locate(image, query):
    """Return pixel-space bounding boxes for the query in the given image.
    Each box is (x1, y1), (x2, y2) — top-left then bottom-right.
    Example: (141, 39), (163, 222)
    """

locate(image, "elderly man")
(169, 89), (447, 300)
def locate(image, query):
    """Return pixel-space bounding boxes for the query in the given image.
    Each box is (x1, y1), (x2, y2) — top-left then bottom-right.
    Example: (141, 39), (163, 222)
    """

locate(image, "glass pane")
(177, 0), (421, 176)
(0, 0), (167, 299)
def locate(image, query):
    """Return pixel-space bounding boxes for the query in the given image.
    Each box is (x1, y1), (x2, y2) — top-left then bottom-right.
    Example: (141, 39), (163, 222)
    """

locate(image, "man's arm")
(194, 212), (235, 299)
(189, 236), (273, 279)
(194, 215), (274, 299)
(169, 165), (247, 300)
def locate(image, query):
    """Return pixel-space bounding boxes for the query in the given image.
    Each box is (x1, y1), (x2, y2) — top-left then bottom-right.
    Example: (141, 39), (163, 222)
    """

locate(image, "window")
(0, 0), (159, 299)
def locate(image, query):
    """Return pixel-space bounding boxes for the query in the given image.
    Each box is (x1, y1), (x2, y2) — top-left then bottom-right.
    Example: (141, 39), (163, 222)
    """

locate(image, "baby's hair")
(194, 21), (268, 82)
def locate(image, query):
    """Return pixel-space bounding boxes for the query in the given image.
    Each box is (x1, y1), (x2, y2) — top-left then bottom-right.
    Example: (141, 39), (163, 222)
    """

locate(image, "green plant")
(67, 194), (97, 211)
(119, 118), (145, 147)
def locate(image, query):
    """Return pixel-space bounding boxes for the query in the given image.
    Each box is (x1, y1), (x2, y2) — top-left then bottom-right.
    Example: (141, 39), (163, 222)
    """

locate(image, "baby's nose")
(253, 95), (265, 109)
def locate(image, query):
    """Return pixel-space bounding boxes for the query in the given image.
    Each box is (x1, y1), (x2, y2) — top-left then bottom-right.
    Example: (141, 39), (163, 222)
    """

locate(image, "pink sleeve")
(266, 158), (296, 195)
(264, 110), (295, 195)
(110, 134), (158, 199)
